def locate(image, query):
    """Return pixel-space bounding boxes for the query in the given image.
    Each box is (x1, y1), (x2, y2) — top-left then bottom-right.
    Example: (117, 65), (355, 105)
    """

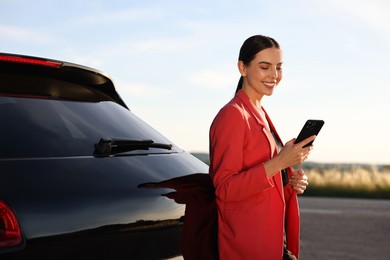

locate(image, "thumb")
(285, 138), (296, 146)
(296, 168), (305, 176)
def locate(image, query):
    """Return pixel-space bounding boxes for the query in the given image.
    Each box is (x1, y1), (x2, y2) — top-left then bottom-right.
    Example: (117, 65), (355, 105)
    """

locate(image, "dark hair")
(235, 35), (280, 94)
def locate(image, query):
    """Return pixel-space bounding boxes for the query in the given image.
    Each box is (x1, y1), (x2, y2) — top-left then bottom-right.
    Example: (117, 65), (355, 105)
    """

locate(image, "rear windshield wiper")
(94, 137), (172, 157)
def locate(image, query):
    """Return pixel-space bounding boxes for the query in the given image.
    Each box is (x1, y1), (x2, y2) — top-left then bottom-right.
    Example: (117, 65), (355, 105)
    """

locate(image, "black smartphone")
(294, 119), (324, 148)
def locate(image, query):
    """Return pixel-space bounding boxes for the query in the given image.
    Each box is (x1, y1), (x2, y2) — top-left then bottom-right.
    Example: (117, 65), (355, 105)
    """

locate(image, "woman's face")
(239, 47), (283, 99)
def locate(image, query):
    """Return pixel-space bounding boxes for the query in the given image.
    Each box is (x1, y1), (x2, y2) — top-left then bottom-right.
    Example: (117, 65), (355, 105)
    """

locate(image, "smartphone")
(294, 119), (324, 148)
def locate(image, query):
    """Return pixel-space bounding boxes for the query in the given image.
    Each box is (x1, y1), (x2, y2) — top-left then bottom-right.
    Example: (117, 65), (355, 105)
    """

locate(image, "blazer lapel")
(263, 109), (285, 202)
(237, 92), (277, 154)
(236, 91), (285, 202)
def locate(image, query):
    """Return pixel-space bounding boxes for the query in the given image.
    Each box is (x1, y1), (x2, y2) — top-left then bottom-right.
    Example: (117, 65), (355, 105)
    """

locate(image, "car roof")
(0, 53), (128, 109)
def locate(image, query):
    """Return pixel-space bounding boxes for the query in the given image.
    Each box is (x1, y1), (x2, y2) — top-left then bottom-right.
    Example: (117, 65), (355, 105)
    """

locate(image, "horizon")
(189, 152), (390, 166)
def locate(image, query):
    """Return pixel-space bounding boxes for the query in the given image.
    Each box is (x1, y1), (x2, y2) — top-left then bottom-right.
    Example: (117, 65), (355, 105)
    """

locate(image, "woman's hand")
(277, 135), (316, 169)
(264, 135), (315, 178)
(289, 168), (309, 194)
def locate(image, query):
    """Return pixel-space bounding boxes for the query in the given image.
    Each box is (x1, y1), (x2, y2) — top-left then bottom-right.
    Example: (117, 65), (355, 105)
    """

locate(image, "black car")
(0, 53), (214, 259)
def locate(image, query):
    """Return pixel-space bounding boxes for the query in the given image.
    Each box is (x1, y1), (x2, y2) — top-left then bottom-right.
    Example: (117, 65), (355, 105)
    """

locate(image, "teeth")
(263, 82), (275, 87)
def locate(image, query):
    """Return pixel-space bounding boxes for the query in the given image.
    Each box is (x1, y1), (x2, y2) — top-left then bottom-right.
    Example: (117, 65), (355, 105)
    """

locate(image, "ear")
(237, 61), (247, 76)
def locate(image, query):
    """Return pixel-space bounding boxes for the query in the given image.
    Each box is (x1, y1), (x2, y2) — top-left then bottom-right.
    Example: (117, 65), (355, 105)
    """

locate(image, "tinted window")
(0, 97), (177, 158)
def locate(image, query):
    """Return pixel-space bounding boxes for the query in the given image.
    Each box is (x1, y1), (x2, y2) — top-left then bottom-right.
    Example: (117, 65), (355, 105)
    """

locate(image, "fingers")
(291, 179), (309, 194)
(297, 141), (314, 163)
(285, 138), (297, 146)
(293, 149), (310, 165)
(290, 170), (308, 182)
(300, 135), (316, 148)
(294, 186), (306, 194)
(296, 168), (305, 176)
(289, 176), (308, 187)
(280, 137), (315, 167)
(289, 169), (309, 194)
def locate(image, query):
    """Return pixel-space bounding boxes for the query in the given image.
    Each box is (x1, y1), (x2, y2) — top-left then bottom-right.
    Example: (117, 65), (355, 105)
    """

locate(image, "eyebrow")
(258, 61), (283, 65)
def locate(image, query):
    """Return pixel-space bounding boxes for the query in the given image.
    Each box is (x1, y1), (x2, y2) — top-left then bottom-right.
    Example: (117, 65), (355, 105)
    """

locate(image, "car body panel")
(1, 153), (208, 258)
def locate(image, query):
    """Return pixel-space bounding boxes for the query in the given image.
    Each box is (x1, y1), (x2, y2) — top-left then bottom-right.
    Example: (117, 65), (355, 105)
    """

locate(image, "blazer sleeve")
(209, 105), (273, 202)
(284, 167), (300, 259)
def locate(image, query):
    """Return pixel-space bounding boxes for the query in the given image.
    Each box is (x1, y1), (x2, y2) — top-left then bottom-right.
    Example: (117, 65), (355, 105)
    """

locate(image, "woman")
(209, 35), (314, 259)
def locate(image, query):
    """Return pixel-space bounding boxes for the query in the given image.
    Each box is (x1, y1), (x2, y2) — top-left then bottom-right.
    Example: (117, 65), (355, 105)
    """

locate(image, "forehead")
(253, 48), (283, 64)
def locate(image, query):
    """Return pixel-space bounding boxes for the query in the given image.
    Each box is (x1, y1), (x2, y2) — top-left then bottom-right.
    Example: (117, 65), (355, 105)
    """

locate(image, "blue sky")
(1, 0), (389, 164)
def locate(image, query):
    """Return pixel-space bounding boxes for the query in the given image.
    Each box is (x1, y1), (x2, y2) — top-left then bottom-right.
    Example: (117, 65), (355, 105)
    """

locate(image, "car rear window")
(0, 96), (175, 158)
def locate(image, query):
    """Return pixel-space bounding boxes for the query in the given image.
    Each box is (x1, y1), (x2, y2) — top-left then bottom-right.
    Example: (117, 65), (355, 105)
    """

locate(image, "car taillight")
(0, 54), (62, 68)
(0, 200), (22, 248)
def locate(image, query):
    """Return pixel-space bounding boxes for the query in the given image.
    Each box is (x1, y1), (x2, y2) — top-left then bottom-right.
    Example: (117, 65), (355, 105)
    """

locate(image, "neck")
(254, 99), (262, 110)
(242, 86), (264, 109)
(248, 93), (263, 110)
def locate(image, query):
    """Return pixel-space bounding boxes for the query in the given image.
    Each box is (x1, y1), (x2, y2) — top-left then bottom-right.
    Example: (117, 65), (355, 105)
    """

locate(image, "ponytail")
(235, 76), (243, 94)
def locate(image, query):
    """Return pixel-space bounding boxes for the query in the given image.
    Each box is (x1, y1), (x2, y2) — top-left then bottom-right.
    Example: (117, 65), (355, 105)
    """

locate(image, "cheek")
(277, 73), (283, 83)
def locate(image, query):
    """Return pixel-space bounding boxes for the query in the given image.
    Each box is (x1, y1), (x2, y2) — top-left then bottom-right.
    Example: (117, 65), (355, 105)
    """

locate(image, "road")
(299, 196), (390, 260)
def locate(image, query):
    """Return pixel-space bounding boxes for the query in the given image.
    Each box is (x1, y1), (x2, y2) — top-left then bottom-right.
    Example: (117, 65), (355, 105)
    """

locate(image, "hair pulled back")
(235, 35), (280, 94)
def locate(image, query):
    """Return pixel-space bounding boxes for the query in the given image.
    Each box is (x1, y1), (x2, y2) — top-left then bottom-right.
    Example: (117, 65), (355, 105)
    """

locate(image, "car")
(0, 53), (213, 259)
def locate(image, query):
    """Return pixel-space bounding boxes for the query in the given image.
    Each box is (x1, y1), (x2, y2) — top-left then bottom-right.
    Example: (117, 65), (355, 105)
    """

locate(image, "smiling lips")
(262, 81), (276, 88)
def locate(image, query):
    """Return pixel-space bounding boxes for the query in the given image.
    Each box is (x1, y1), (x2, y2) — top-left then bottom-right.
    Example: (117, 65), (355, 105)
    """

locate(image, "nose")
(269, 67), (278, 79)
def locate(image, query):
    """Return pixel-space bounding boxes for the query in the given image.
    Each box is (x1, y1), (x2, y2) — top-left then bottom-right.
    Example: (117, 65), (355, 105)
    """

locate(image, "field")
(300, 163), (390, 199)
(191, 153), (390, 199)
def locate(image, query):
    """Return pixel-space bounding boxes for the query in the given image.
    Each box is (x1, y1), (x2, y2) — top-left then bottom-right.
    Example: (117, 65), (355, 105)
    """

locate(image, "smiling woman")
(209, 35), (315, 260)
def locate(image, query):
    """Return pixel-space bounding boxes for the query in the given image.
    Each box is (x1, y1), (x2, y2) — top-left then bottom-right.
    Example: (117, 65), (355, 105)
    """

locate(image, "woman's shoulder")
(218, 99), (247, 117)
(212, 98), (250, 129)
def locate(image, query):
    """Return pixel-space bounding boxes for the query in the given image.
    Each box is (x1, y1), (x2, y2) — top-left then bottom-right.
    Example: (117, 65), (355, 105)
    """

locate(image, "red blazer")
(209, 90), (300, 259)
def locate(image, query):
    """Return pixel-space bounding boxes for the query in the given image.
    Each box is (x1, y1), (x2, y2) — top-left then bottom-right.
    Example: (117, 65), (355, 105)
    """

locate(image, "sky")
(1, 0), (390, 164)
